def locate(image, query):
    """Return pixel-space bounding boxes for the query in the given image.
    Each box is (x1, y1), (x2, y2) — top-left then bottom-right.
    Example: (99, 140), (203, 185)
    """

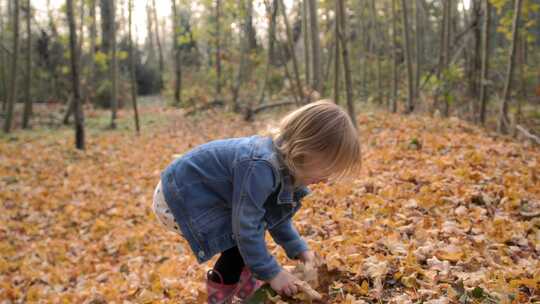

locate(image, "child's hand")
(298, 250), (319, 266)
(268, 269), (299, 297)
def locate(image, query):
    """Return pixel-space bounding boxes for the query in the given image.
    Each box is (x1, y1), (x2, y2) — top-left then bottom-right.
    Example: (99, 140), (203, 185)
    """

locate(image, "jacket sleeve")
(231, 160), (282, 281)
(269, 218), (309, 260)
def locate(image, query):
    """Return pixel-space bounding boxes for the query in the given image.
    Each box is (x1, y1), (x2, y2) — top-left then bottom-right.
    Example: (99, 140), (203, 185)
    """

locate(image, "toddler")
(152, 100), (361, 303)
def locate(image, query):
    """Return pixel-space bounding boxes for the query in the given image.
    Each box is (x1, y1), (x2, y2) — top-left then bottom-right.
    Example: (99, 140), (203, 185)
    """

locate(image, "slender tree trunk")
(3, 0), (19, 133)
(302, 0), (311, 86)
(333, 10), (340, 104)
(232, 1), (253, 112)
(401, 0), (414, 114)
(336, 0), (357, 128)
(391, 0), (399, 113)
(215, 0), (222, 97)
(370, 0), (382, 104)
(255, 0), (278, 106)
(89, 0), (97, 90)
(145, 4), (156, 62)
(498, 0), (522, 134)
(513, 32), (526, 136)
(308, 0), (322, 93)
(128, 0), (140, 133)
(77, 0), (85, 101)
(171, 0), (182, 106)
(22, 0), (32, 129)
(443, 0), (451, 116)
(66, 0), (85, 149)
(433, 0), (448, 115)
(469, 0), (481, 103)
(151, 0), (164, 89)
(0, 1), (6, 112)
(110, 0), (117, 129)
(478, 0), (491, 125)
(279, 0), (304, 103)
(414, 0), (422, 100)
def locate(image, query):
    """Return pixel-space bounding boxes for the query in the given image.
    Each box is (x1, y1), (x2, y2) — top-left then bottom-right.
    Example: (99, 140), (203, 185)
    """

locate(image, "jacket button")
(198, 250), (205, 258)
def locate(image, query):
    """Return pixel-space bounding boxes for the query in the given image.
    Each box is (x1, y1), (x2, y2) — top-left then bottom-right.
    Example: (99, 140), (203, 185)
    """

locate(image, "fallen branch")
(516, 125), (540, 145)
(244, 100), (295, 121)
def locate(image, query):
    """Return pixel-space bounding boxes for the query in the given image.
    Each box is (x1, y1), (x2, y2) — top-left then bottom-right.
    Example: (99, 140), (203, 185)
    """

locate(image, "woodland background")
(0, 0), (539, 303)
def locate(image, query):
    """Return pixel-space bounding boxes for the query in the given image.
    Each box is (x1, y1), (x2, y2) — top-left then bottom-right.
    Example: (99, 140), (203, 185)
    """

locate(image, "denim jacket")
(160, 135), (311, 281)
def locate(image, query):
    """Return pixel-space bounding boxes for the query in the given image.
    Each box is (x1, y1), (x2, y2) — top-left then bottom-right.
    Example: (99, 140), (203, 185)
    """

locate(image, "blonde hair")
(271, 99), (361, 182)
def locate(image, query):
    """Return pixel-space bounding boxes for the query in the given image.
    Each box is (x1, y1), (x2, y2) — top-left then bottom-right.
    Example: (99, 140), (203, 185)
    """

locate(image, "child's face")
(295, 153), (332, 186)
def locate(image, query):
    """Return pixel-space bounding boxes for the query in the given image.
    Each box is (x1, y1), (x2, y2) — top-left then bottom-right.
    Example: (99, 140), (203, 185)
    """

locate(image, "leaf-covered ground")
(1, 106), (539, 303)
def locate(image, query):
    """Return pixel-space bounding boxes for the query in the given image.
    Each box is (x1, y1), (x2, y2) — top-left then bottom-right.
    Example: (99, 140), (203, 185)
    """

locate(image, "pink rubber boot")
(206, 269), (238, 304)
(233, 266), (265, 300)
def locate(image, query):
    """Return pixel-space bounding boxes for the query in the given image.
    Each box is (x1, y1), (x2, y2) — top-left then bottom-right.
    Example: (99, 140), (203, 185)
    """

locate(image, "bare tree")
(336, 0), (357, 128)
(478, 0), (491, 125)
(401, 0), (414, 114)
(151, 0), (164, 89)
(89, 0), (97, 90)
(302, 0), (311, 85)
(3, 0), (19, 133)
(66, 0), (85, 149)
(391, 0), (399, 113)
(279, 0), (304, 103)
(128, 0), (140, 133)
(308, 0), (322, 93)
(498, 0), (522, 134)
(171, 0), (182, 106)
(110, 0), (118, 128)
(215, 0), (222, 98)
(22, 0), (32, 129)
(333, 1), (340, 105)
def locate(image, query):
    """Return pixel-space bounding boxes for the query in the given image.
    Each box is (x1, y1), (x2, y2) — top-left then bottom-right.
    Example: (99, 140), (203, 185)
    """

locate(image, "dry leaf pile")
(1, 108), (539, 303)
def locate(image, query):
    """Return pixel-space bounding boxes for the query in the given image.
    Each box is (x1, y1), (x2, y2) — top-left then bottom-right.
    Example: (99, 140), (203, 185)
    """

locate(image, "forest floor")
(1, 99), (539, 303)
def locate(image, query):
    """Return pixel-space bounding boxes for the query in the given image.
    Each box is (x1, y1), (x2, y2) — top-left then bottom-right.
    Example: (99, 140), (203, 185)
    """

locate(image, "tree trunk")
(66, 0), (85, 149)
(171, 0), (182, 107)
(128, 0), (140, 133)
(215, 0), (222, 98)
(89, 0), (97, 90)
(3, 0), (19, 133)
(498, 0), (522, 134)
(233, 0), (257, 111)
(77, 0), (85, 101)
(145, 3), (156, 63)
(245, 0), (257, 50)
(0, 1), (6, 112)
(308, 0), (322, 93)
(336, 0), (357, 128)
(391, 0), (399, 113)
(151, 0), (164, 89)
(22, 0), (32, 129)
(469, 0), (481, 104)
(414, 0), (422, 100)
(279, 0), (304, 104)
(371, 0), (382, 104)
(302, 0), (311, 86)
(333, 9), (340, 104)
(478, 0), (491, 125)
(110, 0), (117, 129)
(100, 0), (112, 53)
(255, 0), (277, 106)
(401, 0), (414, 114)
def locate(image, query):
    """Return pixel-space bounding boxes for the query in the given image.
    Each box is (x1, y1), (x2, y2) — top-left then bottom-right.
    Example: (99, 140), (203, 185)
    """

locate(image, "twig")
(516, 125), (540, 145)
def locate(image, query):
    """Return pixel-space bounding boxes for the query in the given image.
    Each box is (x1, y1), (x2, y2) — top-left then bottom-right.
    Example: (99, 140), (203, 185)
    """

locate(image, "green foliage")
(491, 0), (539, 42)
(95, 51), (109, 72)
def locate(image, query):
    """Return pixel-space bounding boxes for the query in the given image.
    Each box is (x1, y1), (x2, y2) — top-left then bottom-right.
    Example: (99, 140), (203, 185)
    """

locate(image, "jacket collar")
(268, 137), (299, 205)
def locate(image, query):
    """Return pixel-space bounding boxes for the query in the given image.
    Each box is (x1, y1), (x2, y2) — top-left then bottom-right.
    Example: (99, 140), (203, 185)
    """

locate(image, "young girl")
(152, 100), (361, 303)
